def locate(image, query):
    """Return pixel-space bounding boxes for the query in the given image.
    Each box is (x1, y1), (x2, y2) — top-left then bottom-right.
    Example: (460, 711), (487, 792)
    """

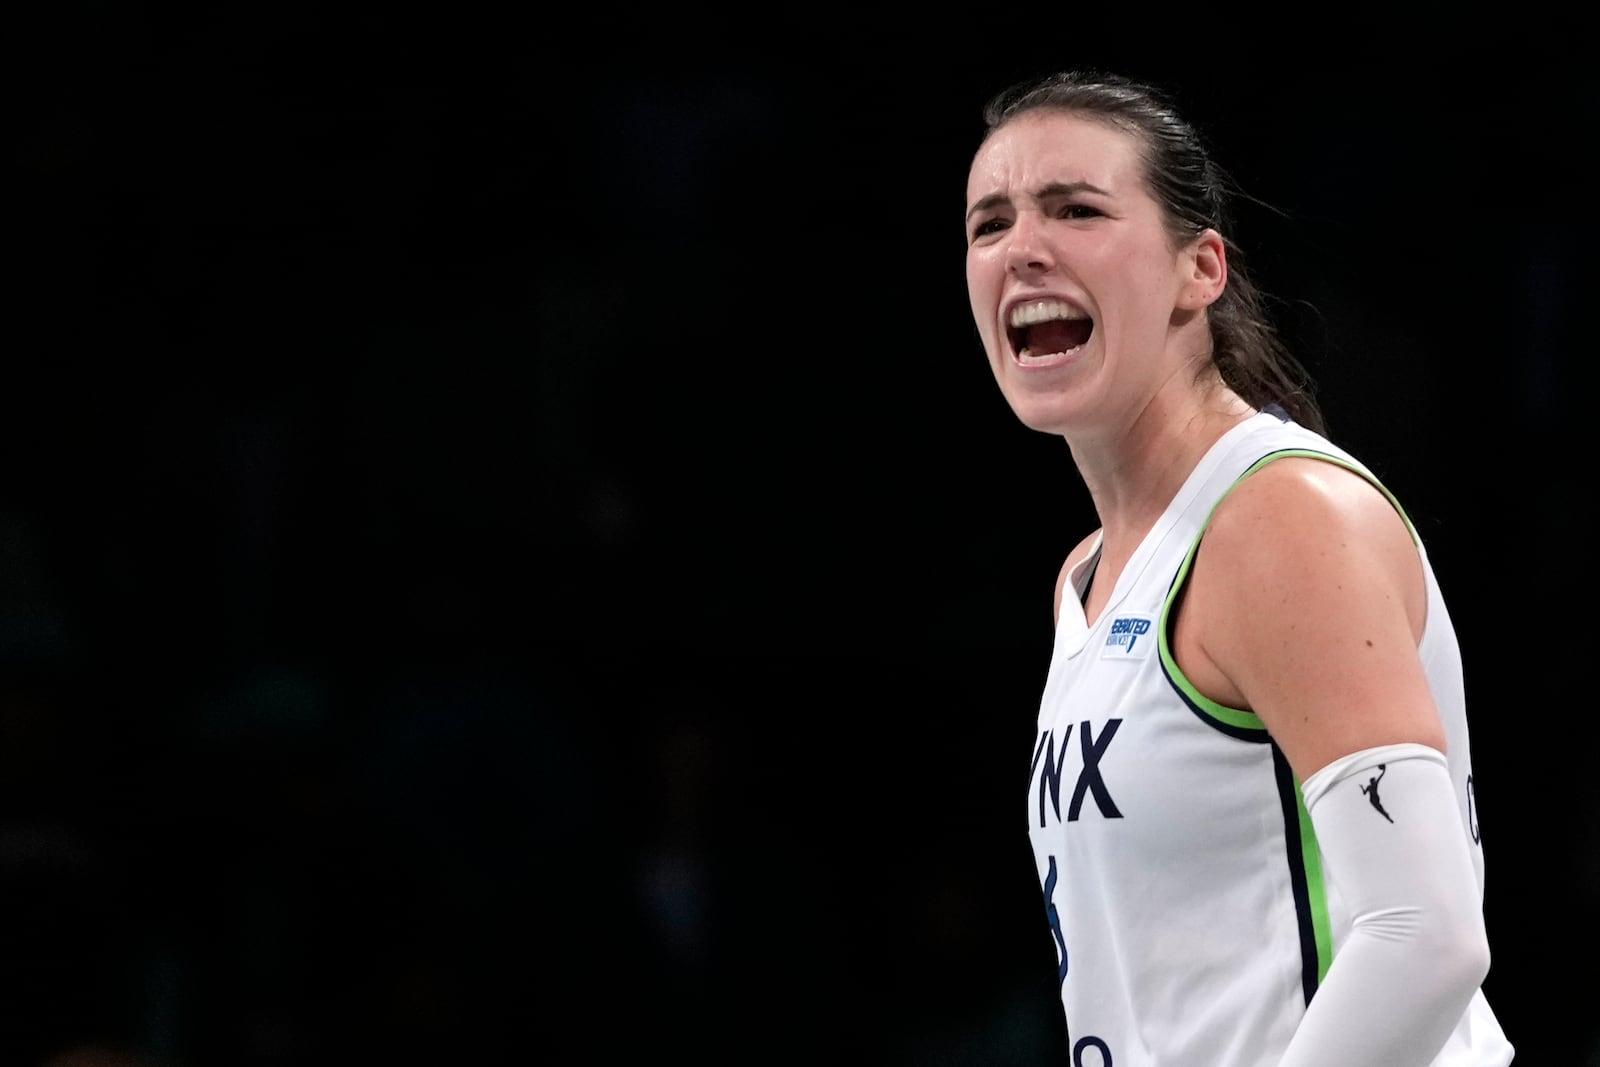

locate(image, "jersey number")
(1044, 855), (1115, 1065)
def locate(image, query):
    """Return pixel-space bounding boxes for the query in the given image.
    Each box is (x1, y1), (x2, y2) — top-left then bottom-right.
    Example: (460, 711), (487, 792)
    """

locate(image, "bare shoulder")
(1054, 527), (1103, 625)
(1200, 457), (1426, 616)
(1206, 456), (1413, 558)
(1180, 456), (1442, 778)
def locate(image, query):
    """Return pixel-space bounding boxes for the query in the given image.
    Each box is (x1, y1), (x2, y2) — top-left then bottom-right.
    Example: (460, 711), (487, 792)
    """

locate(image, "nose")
(1005, 212), (1053, 276)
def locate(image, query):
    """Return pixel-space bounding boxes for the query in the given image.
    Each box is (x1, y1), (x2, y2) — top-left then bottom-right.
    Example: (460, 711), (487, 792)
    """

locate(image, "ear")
(1177, 228), (1227, 310)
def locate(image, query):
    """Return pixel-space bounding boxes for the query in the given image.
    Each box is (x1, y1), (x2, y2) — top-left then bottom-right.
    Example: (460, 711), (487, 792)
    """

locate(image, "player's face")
(965, 111), (1196, 437)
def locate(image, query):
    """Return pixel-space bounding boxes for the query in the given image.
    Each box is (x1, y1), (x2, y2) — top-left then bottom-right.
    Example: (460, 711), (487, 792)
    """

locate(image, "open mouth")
(1007, 298), (1092, 364)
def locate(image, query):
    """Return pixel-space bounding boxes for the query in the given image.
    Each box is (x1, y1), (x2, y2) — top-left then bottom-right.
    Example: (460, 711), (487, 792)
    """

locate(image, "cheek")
(965, 253), (1001, 340)
(1098, 254), (1177, 334)
(1123, 246), (1186, 302)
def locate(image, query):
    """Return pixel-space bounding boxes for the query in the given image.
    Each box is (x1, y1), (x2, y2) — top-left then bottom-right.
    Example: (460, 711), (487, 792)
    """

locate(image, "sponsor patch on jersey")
(1101, 613), (1156, 659)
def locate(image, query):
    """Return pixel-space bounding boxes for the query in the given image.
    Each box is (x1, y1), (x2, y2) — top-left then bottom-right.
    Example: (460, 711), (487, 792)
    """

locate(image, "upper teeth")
(1008, 299), (1086, 328)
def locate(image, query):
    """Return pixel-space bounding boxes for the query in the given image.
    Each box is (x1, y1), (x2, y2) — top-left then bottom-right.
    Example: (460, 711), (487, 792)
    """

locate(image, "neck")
(1070, 384), (1255, 548)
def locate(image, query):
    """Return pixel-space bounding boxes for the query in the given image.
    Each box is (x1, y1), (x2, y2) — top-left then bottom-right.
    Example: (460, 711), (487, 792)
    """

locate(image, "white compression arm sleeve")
(1277, 743), (1490, 1067)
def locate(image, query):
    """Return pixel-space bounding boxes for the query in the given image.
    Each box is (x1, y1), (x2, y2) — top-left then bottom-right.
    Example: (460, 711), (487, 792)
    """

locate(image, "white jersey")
(1025, 409), (1512, 1066)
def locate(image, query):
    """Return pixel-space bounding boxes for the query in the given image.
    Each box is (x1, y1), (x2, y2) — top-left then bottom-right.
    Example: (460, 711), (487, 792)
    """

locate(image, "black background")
(6, 7), (1594, 1066)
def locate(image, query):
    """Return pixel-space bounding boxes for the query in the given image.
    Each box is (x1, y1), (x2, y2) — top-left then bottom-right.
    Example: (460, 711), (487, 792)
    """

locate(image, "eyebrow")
(965, 180), (1111, 223)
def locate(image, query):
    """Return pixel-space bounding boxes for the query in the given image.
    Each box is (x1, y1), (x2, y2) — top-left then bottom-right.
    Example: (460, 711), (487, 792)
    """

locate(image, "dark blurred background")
(5, 6), (1593, 1066)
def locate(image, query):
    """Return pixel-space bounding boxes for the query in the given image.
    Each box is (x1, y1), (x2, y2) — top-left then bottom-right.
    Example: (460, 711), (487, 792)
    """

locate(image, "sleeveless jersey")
(1025, 409), (1513, 1066)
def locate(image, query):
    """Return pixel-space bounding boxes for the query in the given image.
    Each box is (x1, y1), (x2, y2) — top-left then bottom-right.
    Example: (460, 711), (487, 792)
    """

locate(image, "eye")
(1058, 203), (1103, 220)
(970, 217), (1008, 241)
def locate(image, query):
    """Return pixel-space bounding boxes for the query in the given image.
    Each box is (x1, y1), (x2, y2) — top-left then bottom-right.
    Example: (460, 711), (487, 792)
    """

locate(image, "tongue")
(1027, 320), (1090, 354)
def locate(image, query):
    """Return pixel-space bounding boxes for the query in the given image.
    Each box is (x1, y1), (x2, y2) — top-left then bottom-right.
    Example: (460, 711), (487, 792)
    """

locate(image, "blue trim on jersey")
(1274, 745), (1322, 1006)
(1155, 503), (1271, 740)
(1161, 665), (1272, 742)
(1158, 561), (1270, 740)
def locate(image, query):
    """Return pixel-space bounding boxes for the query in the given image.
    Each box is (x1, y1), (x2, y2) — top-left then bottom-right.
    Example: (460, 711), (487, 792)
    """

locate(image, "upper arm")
(1182, 458), (1444, 780)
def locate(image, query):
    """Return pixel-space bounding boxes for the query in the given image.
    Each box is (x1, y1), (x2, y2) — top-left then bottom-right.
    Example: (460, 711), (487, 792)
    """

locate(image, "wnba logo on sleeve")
(1101, 613), (1155, 659)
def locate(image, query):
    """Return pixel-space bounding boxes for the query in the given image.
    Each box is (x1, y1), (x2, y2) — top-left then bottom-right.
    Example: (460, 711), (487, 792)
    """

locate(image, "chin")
(1005, 396), (1075, 437)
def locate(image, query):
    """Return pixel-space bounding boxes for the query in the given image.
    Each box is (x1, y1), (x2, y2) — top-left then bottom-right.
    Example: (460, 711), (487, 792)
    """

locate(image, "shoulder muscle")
(1185, 457), (1443, 779)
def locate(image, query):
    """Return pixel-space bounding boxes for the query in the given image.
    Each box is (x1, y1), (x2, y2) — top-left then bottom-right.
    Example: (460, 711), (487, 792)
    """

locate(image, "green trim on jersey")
(1154, 446), (1420, 991)
(1156, 447), (1419, 724)
(1296, 787), (1334, 984)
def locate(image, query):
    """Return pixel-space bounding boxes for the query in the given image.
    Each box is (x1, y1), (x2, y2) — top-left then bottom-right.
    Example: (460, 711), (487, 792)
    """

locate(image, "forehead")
(966, 110), (1146, 205)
